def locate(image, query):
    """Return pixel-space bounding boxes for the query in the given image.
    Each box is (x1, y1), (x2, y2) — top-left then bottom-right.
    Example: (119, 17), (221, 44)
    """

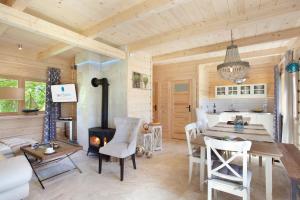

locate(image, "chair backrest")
(196, 108), (208, 131)
(113, 117), (142, 145)
(204, 136), (252, 187)
(185, 123), (197, 156)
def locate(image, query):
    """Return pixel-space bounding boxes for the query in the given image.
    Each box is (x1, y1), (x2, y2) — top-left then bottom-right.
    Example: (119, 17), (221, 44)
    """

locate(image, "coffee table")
(21, 140), (83, 189)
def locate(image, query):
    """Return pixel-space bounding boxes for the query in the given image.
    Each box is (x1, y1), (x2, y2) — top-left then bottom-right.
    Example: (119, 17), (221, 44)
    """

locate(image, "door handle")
(186, 105), (191, 112)
(154, 105), (157, 111)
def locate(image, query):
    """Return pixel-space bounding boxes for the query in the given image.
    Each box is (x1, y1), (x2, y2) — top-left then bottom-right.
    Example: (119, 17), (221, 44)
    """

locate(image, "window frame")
(0, 75), (46, 116)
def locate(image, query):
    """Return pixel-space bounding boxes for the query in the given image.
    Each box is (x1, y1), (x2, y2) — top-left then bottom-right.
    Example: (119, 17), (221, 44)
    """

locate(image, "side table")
(150, 124), (162, 151)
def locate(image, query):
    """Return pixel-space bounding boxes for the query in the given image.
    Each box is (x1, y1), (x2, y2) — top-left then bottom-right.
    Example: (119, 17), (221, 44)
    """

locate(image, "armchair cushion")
(99, 142), (129, 158)
(99, 117), (142, 159)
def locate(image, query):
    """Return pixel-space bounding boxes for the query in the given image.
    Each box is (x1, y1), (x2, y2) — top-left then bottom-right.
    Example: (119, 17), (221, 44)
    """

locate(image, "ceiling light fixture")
(217, 30), (250, 84)
(18, 44), (22, 50)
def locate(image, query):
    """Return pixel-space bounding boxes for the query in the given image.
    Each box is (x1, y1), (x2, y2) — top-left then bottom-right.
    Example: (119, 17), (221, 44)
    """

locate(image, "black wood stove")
(87, 78), (115, 156)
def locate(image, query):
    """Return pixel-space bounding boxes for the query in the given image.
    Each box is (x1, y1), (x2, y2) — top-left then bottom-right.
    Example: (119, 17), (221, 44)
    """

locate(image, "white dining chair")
(204, 136), (252, 200)
(185, 122), (202, 183)
(196, 108), (209, 133)
(98, 117), (142, 181)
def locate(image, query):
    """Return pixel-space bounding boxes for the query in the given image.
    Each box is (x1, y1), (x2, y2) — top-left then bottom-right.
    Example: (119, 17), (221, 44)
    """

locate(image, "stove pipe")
(91, 78), (109, 129)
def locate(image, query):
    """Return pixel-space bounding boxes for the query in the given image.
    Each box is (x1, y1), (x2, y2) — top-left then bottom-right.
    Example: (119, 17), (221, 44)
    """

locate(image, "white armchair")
(196, 108), (209, 132)
(98, 117), (142, 181)
(0, 155), (32, 200)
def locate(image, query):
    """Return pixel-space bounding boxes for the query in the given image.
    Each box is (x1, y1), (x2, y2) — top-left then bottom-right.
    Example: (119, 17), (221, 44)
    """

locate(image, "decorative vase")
(145, 151), (153, 159)
(136, 145), (145, 157)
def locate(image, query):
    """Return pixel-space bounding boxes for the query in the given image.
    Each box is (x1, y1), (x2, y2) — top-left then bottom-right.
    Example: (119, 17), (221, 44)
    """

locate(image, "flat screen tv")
(51, 84), (77, 103)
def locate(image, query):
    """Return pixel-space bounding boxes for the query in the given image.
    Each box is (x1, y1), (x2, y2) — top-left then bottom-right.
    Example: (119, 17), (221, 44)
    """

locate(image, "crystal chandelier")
(217, 31), (250, 84)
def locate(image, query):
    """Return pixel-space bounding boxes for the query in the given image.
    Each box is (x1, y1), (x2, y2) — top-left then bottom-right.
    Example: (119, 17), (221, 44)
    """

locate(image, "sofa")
(0, 155), (32, 200)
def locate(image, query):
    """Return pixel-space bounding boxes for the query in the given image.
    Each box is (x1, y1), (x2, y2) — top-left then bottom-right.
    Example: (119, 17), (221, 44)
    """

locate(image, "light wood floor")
(27, 140), (291, 200)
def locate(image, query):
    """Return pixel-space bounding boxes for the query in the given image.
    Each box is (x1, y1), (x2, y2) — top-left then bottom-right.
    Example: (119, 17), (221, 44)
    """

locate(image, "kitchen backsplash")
(199, 98), (274, 113)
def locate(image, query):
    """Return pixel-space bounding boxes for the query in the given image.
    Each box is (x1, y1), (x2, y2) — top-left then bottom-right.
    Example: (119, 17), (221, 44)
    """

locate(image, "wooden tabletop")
(191, 136), (282, 158)
(205, 122), (273, 142)
(21, 140), (82, 161)
(278, 143), (300, 180)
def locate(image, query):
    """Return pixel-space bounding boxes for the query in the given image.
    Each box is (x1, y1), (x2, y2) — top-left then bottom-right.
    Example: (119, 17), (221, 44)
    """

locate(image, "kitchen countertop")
(207, 111), (273, 115)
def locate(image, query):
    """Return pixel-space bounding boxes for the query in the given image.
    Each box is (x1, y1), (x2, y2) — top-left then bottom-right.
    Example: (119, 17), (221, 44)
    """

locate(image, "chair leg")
(131, 154), (136, 169)
(188, 159), (193, 184)
(120, 158), (124, 181)
(98, 153), (102, 174)
(243, 190), (248, 200)
(207, 183), (212, 200)
(248, 189), (251, 200)
(213, 189), (218, 200)
(259, 156), (262, 167)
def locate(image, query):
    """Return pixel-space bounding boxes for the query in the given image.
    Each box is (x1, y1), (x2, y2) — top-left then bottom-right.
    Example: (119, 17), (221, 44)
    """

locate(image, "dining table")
(191, 122), (282, 200)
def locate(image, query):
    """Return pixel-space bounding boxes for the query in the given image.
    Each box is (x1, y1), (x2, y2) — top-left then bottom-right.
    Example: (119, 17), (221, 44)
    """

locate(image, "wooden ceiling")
(0, 0), (299, 64)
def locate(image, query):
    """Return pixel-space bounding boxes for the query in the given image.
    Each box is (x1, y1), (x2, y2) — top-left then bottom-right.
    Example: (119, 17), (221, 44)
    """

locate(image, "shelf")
(0, 113), (45, 120)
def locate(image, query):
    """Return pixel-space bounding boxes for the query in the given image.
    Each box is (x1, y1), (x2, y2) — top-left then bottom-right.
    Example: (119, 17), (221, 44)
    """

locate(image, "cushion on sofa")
(0, 138), (37, 155)
(0, 143), (12, 156)
(0, 156), (32, 193)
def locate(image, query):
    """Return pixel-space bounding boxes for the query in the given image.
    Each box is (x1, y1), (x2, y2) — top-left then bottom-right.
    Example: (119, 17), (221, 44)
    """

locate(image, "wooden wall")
(153, 61), (198, 139)
(206, 62), (277, 98)
(0, 45), (75, 141)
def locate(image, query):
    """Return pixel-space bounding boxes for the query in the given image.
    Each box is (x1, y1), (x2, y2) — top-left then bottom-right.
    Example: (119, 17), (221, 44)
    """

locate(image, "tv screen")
(51, 84), (77, 102)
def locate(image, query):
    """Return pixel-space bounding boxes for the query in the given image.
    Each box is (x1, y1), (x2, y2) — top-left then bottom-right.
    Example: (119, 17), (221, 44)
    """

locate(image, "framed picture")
(132, 72), (150, 89)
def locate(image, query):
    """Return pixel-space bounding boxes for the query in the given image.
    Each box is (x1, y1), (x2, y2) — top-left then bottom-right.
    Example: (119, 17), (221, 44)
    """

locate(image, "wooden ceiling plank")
(0, 0), (30, 35)
(288, 37), (300, 50)
(128, 2), (300, 52)
(0, 3), (126, 59)
(155, 47), (286, 66)
(153, 27), (300, 62)
(38, 0), (182, 60)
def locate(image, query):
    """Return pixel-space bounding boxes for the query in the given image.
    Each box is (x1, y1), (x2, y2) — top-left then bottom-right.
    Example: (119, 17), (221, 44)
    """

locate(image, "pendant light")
(217, 30), (250, 84)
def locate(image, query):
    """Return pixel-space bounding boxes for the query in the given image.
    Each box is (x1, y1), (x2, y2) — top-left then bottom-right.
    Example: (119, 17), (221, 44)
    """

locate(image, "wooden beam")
(155, 47), (286, 66)
(287, 37), (300, 50)
(128, 2), (300, 52)
(0, 3), (126, 59)
(38, 0), (182, 60)
(0, 0), (30, 35)
(153, 27), (300, 62)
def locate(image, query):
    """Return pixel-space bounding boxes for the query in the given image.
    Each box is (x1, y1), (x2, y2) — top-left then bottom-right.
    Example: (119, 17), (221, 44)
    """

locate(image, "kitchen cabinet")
(208, 112), (274, 134)
(215, 83), (267, 98)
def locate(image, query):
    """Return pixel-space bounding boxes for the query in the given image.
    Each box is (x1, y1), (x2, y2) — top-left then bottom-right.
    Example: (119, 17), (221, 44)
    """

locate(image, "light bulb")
(18, 44), (22, 50)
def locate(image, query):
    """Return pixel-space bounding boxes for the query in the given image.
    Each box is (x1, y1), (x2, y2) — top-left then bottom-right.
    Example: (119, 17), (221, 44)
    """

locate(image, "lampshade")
(217, 31), (250, 83)
(286, 61), (299, 73)
(0, 88), (24, 100)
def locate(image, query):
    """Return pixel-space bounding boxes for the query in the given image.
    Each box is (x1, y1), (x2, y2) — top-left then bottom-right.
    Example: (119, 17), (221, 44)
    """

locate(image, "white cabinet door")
(253, 84), (267, 97)
(215, 86), (226, 97)
(228, 86), (239, 96)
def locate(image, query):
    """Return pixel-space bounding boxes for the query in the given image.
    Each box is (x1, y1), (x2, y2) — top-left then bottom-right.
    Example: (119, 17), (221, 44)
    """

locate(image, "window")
(0, 78), (19, 113)
(174, 83), (188, 92)
(25, 81), (46, 111)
